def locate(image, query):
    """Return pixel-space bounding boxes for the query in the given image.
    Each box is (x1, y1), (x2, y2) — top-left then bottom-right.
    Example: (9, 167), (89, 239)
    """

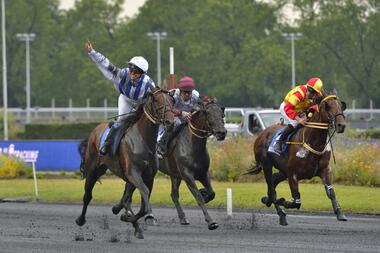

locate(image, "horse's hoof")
(180, 218), (190, 225)
(134, 229), (144, 239)
(279, 216), (288, 226)
(145, 215), (158, 226)
(75, 217), (86, 226)
(337, 211), (348, 221)
(261, 197), (272, 207)
(199, 188), (210, 202)
(112, 205), (122, 215)
(120, 213), (130, 223)
(208, 221), (219, 230)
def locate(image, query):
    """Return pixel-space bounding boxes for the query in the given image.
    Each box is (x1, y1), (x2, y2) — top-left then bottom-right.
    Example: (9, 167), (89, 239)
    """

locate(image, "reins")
(286, 95), (339, 157)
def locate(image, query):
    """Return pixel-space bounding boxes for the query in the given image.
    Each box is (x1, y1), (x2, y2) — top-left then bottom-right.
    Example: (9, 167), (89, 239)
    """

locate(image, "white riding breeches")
(117, 94), (144, 120)
(280, 102), (299, 127)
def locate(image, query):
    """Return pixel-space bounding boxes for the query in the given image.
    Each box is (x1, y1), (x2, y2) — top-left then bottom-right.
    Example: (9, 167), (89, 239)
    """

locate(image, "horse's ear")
(149, 85), (156, 93)
(332, 88), (337, 95)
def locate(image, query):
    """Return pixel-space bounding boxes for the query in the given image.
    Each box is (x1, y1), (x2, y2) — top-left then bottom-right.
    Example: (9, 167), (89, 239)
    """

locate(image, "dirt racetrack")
(0, 202), (379, 253)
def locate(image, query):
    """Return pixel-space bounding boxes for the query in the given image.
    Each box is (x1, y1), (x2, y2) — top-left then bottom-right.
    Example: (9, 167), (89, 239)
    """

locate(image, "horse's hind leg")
(170, 176), (189, 225)
(272, 172), (288, 226)
(75, 164), (107, 226)
(112, 182), (129, 215)
(261, 161), (276, 207)
(321, 166), (347, 221)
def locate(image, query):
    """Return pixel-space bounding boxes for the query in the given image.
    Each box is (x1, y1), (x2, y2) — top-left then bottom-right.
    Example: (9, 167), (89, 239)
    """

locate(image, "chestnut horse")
(75, 86), (174, 239)
(158, 96), (227, 230)
(246, 92), (347, 225)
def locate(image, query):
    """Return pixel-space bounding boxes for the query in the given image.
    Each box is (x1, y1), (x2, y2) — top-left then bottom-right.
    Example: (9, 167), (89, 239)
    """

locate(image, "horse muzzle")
(336, 123), (346, 133)
(214, 129), (227, 141)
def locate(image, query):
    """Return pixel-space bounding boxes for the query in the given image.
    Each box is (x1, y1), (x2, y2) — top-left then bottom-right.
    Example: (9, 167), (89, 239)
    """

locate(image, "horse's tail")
(78, 137), (88, 179)
(243, 162), (262, 175)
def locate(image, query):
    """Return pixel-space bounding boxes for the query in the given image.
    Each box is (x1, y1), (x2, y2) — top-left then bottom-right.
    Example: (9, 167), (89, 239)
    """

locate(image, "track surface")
(0, 202), (379, 253)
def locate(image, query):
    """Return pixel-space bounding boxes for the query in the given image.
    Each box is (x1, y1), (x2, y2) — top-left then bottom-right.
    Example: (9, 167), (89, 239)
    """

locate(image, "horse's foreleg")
(126, 169), (152, 220)
(112, 182), (128, 215)
(198, 171), (215, 203)
(321, 166), (347, 221)
(76, 165), (107, 226)
(170, 176), (189, 225)
(284, 172), (301, 209)
(182, 170), (218, 230)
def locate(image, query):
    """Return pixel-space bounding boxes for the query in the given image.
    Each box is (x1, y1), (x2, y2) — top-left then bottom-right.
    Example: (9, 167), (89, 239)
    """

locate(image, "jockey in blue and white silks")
(157, 76), (200, 158)
(85, 40), (155, 155)
(87, 49), (155, 119)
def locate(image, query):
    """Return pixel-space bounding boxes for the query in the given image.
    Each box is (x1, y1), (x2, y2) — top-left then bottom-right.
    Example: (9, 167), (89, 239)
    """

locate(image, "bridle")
(143, 89), (173, 126)
(188, 101), (224, 139)
(287, 95), (345, 157)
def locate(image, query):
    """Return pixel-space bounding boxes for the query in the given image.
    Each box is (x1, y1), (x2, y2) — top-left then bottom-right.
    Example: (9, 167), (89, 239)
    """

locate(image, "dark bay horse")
(75, 86), (174, 239)
(247, 93), (347, 225)
(157, 96), (227, 230)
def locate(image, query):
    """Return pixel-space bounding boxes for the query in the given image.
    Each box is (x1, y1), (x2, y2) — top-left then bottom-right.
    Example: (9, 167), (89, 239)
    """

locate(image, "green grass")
(0, 177), (379, 213)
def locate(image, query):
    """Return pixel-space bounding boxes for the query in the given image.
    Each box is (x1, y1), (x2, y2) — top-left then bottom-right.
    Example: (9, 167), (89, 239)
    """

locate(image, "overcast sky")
(59, 0), (147, 18)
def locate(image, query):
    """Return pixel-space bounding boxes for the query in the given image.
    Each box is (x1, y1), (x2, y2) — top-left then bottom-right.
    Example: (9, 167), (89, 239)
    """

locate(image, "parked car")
(224, 108), (289, 136)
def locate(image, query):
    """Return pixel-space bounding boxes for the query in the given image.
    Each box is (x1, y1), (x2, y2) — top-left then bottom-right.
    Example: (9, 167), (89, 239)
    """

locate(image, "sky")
(59, 0), (147, 18)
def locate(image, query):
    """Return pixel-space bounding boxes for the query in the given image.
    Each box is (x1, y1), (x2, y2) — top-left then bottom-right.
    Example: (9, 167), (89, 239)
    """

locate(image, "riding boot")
(273, 124), (295, 155)
(100, 121), (120, 155)
(99, 111), (139, 156)
(156, 130), (170, 159)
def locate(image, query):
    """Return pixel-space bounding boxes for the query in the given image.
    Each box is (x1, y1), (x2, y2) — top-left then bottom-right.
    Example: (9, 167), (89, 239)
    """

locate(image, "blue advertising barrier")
(0, 140), (81, 171)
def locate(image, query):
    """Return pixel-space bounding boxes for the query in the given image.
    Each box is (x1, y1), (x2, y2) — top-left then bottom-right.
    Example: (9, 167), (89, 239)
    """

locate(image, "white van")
(224, 108), (289, 136)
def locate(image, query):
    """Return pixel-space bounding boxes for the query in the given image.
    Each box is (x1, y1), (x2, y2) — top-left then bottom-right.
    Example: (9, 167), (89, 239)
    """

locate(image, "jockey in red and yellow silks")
(273, 77), (323, 155)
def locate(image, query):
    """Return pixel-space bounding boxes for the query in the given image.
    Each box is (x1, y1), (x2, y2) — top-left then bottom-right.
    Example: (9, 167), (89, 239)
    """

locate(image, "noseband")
(188, 102), (223, 138)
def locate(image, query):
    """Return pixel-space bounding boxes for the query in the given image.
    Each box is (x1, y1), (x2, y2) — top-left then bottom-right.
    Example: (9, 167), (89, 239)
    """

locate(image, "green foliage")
(209, 136), (257, 182)
(0, 155), (32, 178)
(357, 129), (380, 139)
(333, 144), (380, 187)
(1, 0), (380, 109)
(225, 117), (242, 124)
(24, 122), (100, 139)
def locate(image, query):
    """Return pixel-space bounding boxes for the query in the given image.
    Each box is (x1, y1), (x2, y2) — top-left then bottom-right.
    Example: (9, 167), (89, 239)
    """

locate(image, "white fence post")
(32, 161), (39, 201)
(227, 188), (233, 218)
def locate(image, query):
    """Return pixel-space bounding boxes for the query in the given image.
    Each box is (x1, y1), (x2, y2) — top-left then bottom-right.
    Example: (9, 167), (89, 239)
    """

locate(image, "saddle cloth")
(267, 127), (294, 155)
(99, 126), (125, 156)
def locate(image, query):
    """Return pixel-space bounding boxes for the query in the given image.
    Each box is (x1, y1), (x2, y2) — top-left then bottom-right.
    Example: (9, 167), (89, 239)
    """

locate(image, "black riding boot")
(100, 121), (120, 155)
(273, 124), (296, 155)
(99, 112), (139, 156)
(156, 130), (170, 159)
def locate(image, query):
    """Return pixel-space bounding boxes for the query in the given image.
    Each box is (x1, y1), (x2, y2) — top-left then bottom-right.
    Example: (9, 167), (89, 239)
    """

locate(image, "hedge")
(24, 122), (101, 139)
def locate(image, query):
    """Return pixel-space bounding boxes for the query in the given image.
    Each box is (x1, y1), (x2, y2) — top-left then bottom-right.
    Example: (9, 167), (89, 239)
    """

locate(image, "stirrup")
(99, 144), (109, 156)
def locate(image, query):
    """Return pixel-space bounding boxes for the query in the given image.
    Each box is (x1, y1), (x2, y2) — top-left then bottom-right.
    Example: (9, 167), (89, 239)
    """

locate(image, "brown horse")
(75, 86), (174, 239)
(157, 96), (227, 230)
(247, 92), (347, 225)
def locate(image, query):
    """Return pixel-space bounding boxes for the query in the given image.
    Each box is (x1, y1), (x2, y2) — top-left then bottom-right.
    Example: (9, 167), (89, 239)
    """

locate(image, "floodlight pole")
(16, 33), (36, 124)
(147, 32), (167, 87)
(282, 32), (302, 88)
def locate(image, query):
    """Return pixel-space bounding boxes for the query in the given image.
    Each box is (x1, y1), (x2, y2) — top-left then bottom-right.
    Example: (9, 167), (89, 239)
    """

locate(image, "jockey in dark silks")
(273, 77), (323, 155)
(85, 40), (156, 155)
(156, 76), (200, 159)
